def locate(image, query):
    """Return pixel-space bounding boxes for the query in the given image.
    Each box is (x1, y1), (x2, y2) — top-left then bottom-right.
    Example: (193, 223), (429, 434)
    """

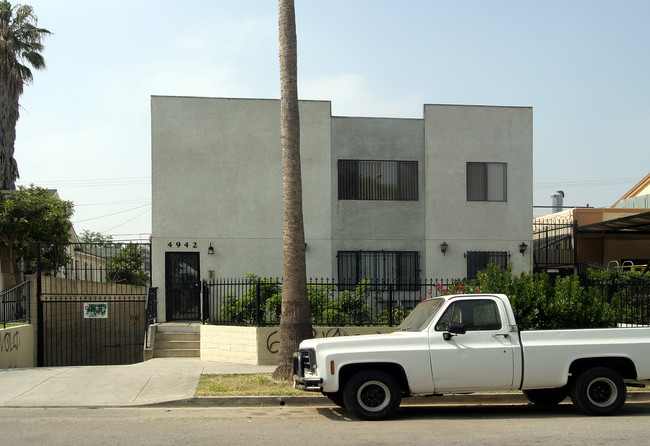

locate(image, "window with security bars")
(467, 162), (507, 202)
(337, 251), (420, 290)
(466, 251), (509, 280)
(338, 160), (418, 200)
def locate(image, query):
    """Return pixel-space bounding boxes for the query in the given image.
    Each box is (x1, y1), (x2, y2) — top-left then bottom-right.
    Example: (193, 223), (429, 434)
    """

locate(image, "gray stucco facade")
(151, 96), (532, 321)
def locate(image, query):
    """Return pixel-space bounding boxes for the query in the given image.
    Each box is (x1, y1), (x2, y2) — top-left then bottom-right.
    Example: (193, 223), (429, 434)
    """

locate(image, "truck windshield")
(396, 298), (445, 332)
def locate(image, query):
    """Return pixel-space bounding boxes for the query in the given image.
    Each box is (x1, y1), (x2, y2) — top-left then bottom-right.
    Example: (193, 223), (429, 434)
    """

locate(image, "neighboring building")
(534, 174), (650, 275)
(612, 172), (650, 210)
(151, 97), (533, 321)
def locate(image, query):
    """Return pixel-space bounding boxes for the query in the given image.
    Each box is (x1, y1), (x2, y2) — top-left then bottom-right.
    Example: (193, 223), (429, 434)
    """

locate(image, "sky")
(14, 0), (650, 241)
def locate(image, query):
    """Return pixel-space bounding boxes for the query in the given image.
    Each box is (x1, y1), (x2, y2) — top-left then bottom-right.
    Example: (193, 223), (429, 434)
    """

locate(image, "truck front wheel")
(323, 391), (345, 408)
(570, 367), (627, 415)
(342, 370), (402, 420)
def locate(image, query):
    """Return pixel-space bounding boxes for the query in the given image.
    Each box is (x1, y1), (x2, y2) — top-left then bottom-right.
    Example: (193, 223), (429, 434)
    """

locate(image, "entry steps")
(153, 322), (201, 358)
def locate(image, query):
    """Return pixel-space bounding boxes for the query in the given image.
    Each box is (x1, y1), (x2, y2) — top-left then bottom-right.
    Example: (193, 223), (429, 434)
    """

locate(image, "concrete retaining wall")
(201, 325), (395, 365)
(0, 324), (34, 368)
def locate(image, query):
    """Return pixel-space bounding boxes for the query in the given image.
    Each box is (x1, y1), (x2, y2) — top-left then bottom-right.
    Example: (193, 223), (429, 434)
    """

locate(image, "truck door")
(428, 297), (516, 392)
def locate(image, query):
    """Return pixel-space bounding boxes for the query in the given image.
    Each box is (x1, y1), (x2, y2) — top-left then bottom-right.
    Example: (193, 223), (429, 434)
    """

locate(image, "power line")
(75, 199), (151, 207)
(102, 207), (151, 233)
(72, 204), (151, 223)
(533, 176), (642, 188)
(17, 177), (150, 188)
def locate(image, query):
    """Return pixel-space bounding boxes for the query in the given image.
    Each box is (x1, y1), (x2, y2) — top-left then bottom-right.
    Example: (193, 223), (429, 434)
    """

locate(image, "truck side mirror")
(443, 322), (467, 341)
(449, 322), (467, 334)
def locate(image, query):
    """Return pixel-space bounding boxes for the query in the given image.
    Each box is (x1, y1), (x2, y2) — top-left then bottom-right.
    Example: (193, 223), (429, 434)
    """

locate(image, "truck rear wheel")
(523, 387), (568, 406)
(342, 370), (401, 420)
(570, 367), (627, 415)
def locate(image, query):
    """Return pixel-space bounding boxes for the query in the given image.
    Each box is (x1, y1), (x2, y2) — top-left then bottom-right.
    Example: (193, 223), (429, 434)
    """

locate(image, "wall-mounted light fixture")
(519, 242), (528, 255)
(440, 241), (448, 256)
(208, 243), (215, 255)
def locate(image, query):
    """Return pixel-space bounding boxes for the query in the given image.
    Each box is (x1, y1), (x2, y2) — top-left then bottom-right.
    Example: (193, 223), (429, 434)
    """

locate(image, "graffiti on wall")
(265, 327), (385, 354)
(0, 331), (20, 353)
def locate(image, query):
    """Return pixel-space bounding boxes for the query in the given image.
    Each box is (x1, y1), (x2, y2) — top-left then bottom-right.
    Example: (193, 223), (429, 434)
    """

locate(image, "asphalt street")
(2, 404), (650, 445)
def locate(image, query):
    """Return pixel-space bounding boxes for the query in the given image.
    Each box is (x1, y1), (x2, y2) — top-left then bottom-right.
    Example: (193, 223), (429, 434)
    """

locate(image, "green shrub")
(544, 276), (619, 329)
(476, 263), (619, 330)
(222, 274), (281, 324)
(223, 276), (371, 326)
(376, 307), (406, 326)
(307, 284), (334, 321)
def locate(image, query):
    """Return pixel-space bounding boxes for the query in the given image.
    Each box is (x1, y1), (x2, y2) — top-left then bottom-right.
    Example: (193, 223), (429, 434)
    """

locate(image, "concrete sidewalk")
(1, 358), (648, 408)
(0, 358), (275, 407)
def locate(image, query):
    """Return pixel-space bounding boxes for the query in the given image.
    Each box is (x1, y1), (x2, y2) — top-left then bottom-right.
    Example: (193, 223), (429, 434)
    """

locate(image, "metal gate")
(36, 242), (151, 367)
(533, 218), (577, 274)
(165, 252), (201, 320)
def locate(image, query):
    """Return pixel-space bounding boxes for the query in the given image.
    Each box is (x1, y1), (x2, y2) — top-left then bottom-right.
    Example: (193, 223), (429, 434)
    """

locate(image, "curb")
(146, 392), (650, 408)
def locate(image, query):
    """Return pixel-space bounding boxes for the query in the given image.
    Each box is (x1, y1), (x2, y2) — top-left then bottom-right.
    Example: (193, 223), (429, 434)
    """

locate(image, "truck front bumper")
(293, 349), (323, 391)
(292, 376), (324, 392)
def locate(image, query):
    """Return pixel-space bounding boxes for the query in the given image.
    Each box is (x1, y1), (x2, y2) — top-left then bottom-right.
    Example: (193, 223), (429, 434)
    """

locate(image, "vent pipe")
(551, 190), (565, 213)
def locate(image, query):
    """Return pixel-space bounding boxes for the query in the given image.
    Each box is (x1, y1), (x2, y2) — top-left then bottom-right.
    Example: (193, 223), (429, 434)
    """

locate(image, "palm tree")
(0, 1), (50, 190)
(272, 0), (313, 380)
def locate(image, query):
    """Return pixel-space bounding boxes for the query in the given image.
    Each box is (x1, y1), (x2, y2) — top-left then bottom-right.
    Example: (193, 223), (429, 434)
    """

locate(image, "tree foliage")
(0, 185), (73, 284)
(0, 1), (51, 189)
(79, 230), (113, 245)
(105, 244), (150, 286)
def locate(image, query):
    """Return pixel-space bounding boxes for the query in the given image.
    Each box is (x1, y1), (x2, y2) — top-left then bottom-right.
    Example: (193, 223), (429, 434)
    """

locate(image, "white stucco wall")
(330, 117), (426, 274)
(151, 98), (534, 320)
(423, 104), (533, 277)
(151, 97), (332, 320)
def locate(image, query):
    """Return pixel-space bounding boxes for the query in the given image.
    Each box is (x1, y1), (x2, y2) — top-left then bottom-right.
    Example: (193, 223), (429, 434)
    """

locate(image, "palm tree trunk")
(273, 0), (312, 380)
(0, 88), (20, 190)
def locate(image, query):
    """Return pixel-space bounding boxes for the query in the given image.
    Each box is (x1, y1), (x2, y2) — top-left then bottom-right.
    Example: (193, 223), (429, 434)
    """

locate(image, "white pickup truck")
(293, 293), (650, 420)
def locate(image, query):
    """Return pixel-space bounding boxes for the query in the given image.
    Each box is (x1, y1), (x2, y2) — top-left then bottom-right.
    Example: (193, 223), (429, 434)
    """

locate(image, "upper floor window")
(467, 162), (507, 202)
(337, 250), (420, 290)
(466, 251), (509, 280)
(338, 160), (418, 201)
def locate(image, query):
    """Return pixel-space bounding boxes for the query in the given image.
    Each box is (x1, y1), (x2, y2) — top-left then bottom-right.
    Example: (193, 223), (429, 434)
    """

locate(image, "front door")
(428, 297), (516, 392)
(165, 252), (201, 321)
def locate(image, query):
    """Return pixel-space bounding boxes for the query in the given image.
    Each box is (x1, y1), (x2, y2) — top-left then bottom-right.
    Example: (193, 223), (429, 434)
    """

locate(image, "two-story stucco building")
(151, 96), (533, 322)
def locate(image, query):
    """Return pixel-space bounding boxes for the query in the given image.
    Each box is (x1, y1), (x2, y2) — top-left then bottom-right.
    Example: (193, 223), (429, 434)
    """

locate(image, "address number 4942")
(167, 242), (198, 249)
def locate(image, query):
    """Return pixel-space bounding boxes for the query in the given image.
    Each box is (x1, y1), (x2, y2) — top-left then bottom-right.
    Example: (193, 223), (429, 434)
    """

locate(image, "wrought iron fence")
(579, 268), (650, 326)
(533, 218), (577, 272)
(33, 242), (151, 287)
(204, 271), (650, 328)
(1, 280), (30, 328)
(203, 277), (466, 327)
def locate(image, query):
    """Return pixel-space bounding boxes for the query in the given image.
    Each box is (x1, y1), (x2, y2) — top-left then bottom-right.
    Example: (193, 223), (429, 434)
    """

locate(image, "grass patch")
(195, 373), (306, 397)
(195, 374), (649, 397)
(1, 322), (28, 329)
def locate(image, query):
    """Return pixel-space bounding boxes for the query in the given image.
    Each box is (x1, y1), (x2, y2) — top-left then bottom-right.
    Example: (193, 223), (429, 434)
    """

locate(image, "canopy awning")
(578, 210), (650, 233)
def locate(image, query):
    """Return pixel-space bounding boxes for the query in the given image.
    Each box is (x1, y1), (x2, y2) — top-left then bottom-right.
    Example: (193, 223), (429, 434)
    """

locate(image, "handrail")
(1, 280), (30, 328)
(144, 286), (158, 349)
